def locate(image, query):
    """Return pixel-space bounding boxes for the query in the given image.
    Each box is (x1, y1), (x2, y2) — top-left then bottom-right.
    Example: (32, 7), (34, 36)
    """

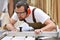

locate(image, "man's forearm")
(41, 23), (56, 31)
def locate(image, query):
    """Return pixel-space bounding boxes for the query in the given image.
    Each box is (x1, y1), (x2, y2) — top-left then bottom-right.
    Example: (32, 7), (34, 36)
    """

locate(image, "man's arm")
(41, 18), (56, 31)
(6, 18), (18, 31)
(35, 18), (56, 34)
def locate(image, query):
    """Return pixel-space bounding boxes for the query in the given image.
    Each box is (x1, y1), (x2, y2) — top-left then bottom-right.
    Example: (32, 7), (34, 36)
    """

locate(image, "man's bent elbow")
(51, 22), (56, 31)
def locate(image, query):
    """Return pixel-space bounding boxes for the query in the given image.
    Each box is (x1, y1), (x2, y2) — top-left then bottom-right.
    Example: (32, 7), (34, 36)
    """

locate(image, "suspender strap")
(32, 8), (36, 23)
(24, 19), (27, 22)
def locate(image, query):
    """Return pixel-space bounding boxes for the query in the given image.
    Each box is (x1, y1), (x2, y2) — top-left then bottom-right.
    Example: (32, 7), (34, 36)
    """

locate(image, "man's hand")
(11, 29), (19, 32)
(34, 29), (43, 34)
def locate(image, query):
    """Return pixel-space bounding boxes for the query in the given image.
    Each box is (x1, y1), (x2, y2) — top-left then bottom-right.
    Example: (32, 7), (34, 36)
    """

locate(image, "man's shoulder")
(13, 12), (17, 15)
(29, 6), (42, 11)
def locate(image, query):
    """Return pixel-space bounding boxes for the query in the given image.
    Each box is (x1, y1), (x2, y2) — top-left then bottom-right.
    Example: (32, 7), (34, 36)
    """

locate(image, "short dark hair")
(16, 1), (29, 13)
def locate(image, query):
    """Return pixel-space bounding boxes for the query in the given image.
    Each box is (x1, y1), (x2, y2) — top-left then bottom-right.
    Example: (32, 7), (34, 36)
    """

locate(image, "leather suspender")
(32, 8), (36, 23)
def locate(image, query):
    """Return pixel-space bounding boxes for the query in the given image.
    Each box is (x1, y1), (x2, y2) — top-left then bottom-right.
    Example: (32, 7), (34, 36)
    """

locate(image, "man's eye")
(20, 12), (25, 13)
(16, 12), (19, 13)
(16, 12), (25, 14)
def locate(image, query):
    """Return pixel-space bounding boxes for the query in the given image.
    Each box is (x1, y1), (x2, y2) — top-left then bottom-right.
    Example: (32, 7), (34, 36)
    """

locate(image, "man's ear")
(27, 8), (31, 15)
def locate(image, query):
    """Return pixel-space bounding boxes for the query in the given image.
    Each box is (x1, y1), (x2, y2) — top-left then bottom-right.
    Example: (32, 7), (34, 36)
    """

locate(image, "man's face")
(16, 6), (27, 21)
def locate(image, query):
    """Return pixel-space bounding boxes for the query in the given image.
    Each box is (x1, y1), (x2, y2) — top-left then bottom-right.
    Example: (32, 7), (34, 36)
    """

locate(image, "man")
(6, 1), (56, 34)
